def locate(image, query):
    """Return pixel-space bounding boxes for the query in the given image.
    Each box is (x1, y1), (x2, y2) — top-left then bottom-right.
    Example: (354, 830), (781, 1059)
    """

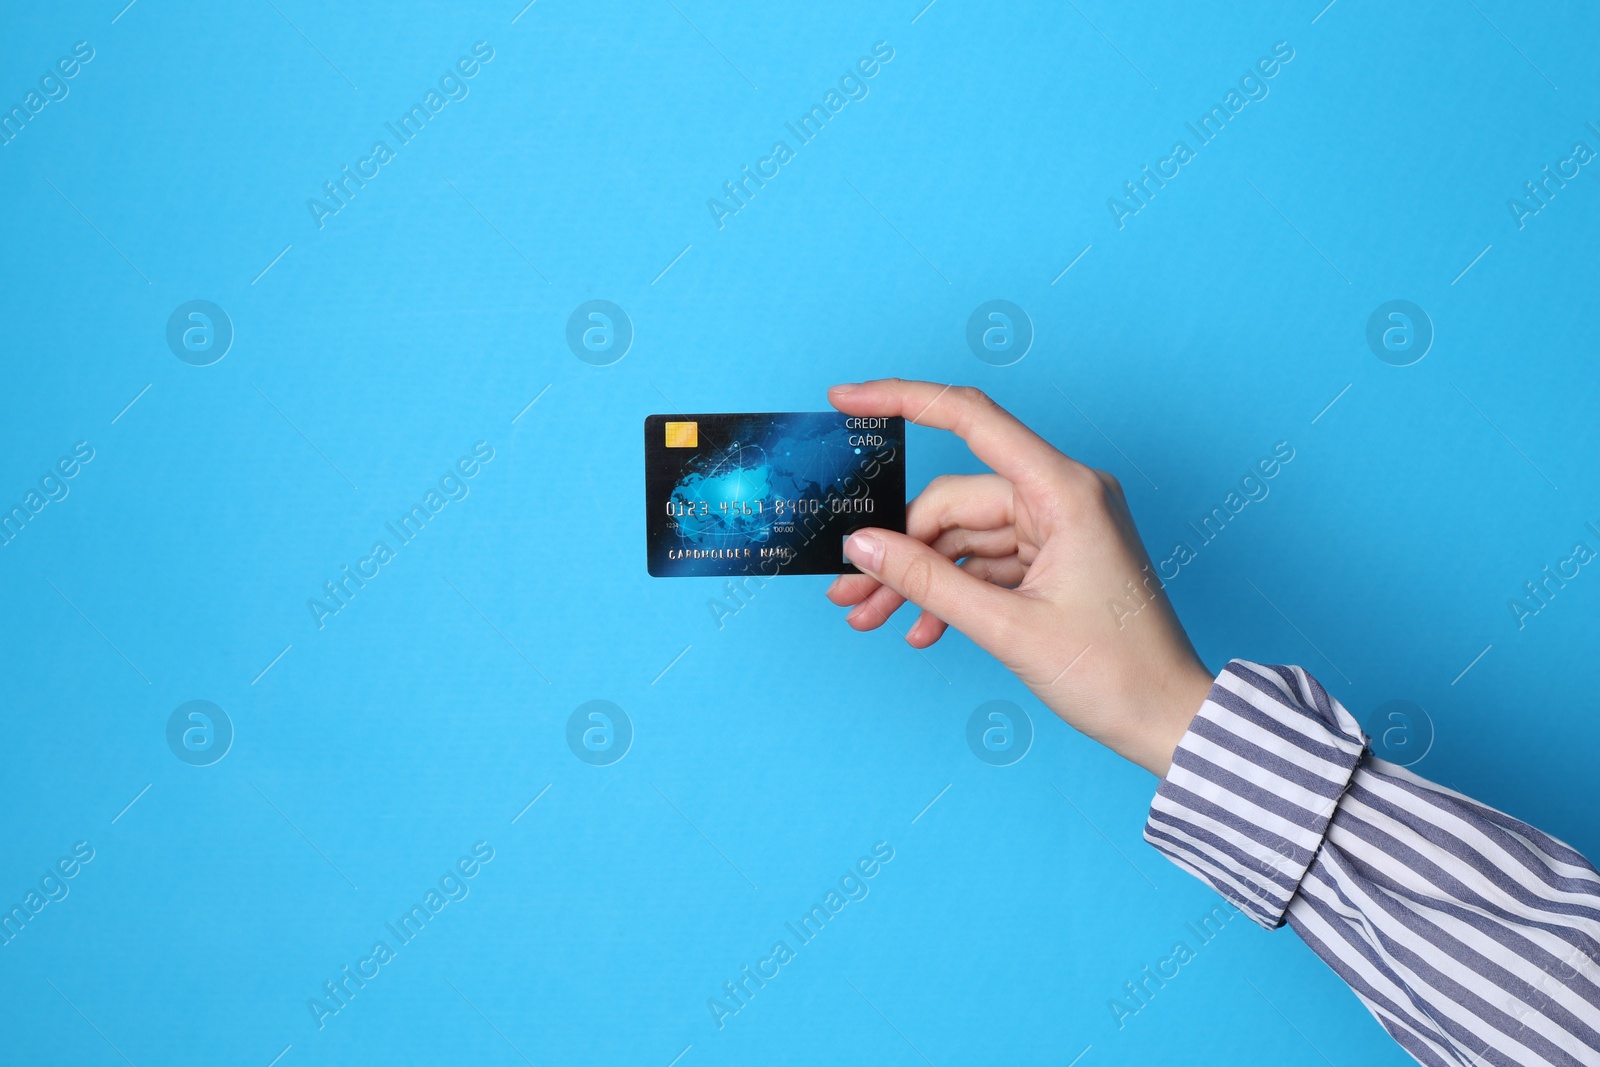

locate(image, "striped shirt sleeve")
(1145, 659), (1600, 1067)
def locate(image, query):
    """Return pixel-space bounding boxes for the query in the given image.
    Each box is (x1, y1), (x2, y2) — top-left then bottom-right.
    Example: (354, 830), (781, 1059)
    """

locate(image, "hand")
(825, 379), (1213, 777)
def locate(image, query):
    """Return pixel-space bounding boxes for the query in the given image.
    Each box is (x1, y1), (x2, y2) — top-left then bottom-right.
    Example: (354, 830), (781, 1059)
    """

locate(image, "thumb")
(843, 528), (1028, 653)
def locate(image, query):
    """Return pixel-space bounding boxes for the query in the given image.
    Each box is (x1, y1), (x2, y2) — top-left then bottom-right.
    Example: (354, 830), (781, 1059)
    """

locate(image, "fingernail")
(829, 383), (861, 394)
(844, 532), (883, 572)
(824, 576), (841, 597)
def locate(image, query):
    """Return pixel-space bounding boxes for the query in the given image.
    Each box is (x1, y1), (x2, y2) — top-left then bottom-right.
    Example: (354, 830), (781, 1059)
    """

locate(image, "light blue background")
(3, 1), (1597, 1064)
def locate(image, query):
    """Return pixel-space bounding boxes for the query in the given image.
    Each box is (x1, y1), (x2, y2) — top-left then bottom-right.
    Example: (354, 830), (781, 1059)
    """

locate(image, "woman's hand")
(826, 379), (1213, 777)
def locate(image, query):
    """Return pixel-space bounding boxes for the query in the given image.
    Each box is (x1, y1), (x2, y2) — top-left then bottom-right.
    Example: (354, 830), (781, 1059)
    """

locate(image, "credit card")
(644, 412), (906, 577)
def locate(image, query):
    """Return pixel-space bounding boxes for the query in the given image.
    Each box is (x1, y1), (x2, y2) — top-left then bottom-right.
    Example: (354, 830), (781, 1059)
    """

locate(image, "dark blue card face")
(644, 412), (906, 577)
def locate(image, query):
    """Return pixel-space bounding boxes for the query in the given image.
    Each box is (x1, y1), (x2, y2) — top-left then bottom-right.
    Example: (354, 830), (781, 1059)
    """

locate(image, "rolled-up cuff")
(1144, 660), (1367, 929)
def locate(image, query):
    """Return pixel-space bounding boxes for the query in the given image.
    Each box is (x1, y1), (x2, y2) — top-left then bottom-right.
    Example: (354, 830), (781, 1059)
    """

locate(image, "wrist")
(1135, 659), (1214, 778)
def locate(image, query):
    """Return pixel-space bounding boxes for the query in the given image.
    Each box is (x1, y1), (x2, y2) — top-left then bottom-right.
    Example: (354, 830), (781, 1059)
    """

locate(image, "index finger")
(828, 379), (1074, 492)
